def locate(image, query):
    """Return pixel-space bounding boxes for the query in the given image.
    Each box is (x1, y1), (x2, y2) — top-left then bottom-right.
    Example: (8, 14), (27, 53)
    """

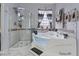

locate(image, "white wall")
(0, 4), (1, 31)
(56, 3), (79, 13)
(56, 3), (77, 30)
(55, 3), (79, 55)
(55, 3), (79, 33)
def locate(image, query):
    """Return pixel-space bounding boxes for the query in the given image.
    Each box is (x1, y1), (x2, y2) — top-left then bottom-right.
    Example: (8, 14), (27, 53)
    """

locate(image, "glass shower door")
(8, 7), (32, 48)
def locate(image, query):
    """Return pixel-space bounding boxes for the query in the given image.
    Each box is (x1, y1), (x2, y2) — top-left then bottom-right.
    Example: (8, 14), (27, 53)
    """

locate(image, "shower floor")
(0, 41), (35, 56)
(12, 40), (30, 48)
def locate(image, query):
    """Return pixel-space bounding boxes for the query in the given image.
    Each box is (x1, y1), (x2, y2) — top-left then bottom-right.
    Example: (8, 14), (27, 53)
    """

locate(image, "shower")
(8, 7), (32, 48)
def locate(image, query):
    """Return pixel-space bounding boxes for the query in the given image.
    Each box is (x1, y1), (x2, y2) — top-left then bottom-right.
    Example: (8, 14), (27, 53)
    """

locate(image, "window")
(38, 9), (53, 29)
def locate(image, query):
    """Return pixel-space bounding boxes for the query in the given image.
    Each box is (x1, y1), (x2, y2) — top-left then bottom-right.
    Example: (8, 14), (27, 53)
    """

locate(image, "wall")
(55, 3), (79, 33)
(0, 4), (1, 30)
(55, 3), (79, 55)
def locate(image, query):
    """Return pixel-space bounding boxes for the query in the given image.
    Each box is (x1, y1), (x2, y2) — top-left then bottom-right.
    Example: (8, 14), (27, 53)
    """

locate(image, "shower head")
(13, 7), (25, 14)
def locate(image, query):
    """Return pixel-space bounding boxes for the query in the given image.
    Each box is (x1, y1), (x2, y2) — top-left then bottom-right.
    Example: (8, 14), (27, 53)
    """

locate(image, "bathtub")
(31, 31), (76, 56)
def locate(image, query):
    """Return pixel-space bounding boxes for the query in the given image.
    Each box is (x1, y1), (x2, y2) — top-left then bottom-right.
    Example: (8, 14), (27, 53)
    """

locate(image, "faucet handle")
(63, 34), (68, 38)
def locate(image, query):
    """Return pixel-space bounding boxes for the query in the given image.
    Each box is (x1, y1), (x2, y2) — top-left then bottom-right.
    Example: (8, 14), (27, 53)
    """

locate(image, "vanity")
(30, 31), (76, 56)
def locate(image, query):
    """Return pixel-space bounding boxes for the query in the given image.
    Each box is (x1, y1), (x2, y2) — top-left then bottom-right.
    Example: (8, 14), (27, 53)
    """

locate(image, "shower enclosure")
(8, 7), (33, 48)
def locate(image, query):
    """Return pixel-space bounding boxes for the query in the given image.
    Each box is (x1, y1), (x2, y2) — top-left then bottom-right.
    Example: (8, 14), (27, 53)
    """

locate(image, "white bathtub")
(31, 31), (76, 56)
